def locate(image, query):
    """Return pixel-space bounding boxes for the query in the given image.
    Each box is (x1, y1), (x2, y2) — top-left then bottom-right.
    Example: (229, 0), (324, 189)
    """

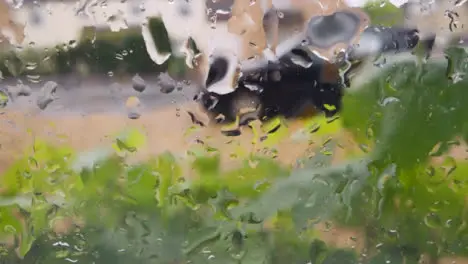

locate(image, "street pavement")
(0, 73), (198, 116)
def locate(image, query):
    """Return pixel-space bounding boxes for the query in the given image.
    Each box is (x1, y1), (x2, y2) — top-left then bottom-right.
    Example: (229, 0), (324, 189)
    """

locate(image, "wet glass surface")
(1, 0), (468, 263)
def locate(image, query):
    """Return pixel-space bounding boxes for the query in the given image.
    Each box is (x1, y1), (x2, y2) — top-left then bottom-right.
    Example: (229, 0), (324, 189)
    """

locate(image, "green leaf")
(0, 159), (31, 196)
(343, 48), (468, 168)
(192, 154), (220, 178)
(17, 232), (35, 259)
(155, 152), (181, 208)
(231, 158), (371, 223)
(113, 128), (146, 153)
(322, 249), (358, 264)
(221, 156), (289, 198)
(309, 239), (328, 264)
(125, 164), (158, 207)
(0, 206), (23, 239)
(239, 234), (269, 264)
(29, 197), (52, 237)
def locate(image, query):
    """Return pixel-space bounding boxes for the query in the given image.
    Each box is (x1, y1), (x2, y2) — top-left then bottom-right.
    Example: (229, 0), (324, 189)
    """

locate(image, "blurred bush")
(363, 0), (405, 27)
(0, 17), (189, 79)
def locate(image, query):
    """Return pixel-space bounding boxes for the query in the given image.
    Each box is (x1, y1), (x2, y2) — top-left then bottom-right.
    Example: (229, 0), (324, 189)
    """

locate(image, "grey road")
(0, 73), (198, 116)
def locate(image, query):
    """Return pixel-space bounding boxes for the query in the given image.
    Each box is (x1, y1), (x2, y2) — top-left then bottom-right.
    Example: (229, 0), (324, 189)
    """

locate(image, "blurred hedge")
(0, 17), (188, 79)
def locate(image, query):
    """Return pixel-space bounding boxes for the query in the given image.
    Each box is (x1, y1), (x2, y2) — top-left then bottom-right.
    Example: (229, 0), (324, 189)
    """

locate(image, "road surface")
(1, 73), (198, 116)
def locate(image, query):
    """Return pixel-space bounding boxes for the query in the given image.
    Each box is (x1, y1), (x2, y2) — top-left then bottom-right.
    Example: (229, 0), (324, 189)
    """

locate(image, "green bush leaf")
(231, 158), (371, 224)
(343, 48), (468, 168)
(113, 128), (146, 153)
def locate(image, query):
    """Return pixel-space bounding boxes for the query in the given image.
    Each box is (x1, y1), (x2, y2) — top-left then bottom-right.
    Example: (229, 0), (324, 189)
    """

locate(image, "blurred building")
(2, 0), (226, 50)
(1, 0), (409, 52)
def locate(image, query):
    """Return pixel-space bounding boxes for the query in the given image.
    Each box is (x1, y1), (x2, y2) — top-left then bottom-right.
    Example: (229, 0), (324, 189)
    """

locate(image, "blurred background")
(0, 0), (398, 171)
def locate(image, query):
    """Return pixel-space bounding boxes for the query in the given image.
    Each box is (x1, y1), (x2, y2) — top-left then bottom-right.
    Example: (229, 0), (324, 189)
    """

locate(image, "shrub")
(0, 16), (189, 78)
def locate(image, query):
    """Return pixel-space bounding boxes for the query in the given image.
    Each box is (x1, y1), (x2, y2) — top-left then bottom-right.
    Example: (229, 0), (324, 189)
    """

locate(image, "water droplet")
(446, 219), (454, 228)
(37, 81), (58, 110)
(243, 83), (263, 92)
(25, 62), (38, 71)
(132, 74), (146, 92)
(426, 165), (436, 177)
(424, 212), (442, 228)
(4, 225), (17, 233)
(11, 0), (24, 9)
(277, 11), (284, 19)
(160, 82), (176, 94)
(373, 56), (387, 68)
(210, 14), (217, 29)
(141, 19), (171, 65)
(26, 74), (41, 84)
(42, 54), (51, 62)
(387, 229), (399, 240)
(359, 143), (370, 153)
(181, 38), (201, 69)
(106, 10), (129, 32)
(430, 201), (444, 212)
(68, 40), (78, 49)
(115, 53), (124, 60)
(126, 96), (142, 119)
(201, 247), (211, 254)
(379, 96), (400, 106)
(158, 72), (177, 94)
(7, 82), (32, 99)
(366, 126), (374, 139)
(139, 3), (146, 12)
(290, 54), (313, 68)
(440, 156), (457, 178)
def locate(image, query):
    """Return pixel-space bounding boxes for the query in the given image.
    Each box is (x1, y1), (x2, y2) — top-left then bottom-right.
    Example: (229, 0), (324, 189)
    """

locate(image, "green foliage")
(0, 120), (363, 263)
(0, 48), (57, 78)
(342, 47), (468, 167)
(338, 47), (468, 260)
(363, 0), (405, 27)
(63, 17), (173, 76)
(0, 16), (189, 78)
